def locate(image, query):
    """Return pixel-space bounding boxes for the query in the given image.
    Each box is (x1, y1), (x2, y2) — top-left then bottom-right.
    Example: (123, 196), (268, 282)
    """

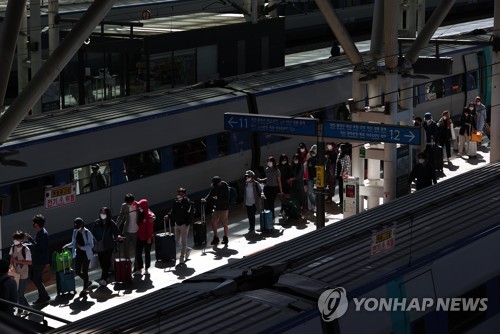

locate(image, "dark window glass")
(123, 149), (161, 181)
(11, 175), (55, 211)
(172, 139), (207, 169)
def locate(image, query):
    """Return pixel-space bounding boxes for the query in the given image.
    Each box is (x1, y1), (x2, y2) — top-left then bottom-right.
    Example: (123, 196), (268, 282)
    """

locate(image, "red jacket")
(136, 199), (155, 241)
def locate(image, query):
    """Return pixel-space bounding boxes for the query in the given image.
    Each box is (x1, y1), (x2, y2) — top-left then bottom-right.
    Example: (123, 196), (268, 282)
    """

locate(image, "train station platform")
(23, 140), (492, 329)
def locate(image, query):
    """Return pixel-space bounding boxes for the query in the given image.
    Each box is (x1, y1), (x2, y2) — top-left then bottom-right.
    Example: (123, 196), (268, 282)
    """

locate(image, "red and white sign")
(371, 226), (396, 256)
(45, 183), (76, 209)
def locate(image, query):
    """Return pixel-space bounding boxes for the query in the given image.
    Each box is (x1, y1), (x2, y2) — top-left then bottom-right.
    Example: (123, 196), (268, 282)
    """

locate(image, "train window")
(218, 132), (230, 156)
(450, 74), (464, 94)
(172, 139), (207, 169)
(123, 150), (161, 181)
(466, 70), (478, 90)
(425, 79), (445, 101)
(72, 162), (110, 194)
(447, 284), (487, 333)
(10, 174), (55, 211)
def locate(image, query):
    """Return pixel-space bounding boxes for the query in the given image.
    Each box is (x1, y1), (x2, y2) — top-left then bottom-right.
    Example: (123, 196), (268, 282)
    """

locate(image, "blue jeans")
(307, 179), (316, 209)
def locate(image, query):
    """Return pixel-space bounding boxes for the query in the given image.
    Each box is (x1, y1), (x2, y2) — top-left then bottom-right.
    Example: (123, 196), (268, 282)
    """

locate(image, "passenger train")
(38, 161), (500, 333)
(0, 19), (494, 254)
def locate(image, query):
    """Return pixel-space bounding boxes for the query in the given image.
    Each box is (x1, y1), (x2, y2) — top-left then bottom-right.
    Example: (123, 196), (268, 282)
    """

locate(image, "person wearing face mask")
(9, 231), (32, 309)
(242, 171), (265, 232)
(135, 199), (155, 274)
(25, 214), (50, 304)
(408, 152), (437, 191)
(278, 153), (292, 198)
(335, 144), (352, 209)
(257, 156), (283, 221)
(288, 152), (306, 213)
(116, 193), (139, 272)
(164, 188), (194, 264)
(422, 112), (438, 168)
(437, 110), (454, 163)
(306, 145), (318, 212)
(91, 207), (123, 286)
(63, 218), (94, 293)
(325, 142), (337, 204)
(458, 104), (477, 157)
(474, 96), (487, 139)
(203, 176), (230, 245)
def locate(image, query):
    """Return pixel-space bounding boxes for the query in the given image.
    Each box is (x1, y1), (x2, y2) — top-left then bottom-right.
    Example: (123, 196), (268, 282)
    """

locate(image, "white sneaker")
(144, 268), (149, 275)
(185, 248), (192, 261)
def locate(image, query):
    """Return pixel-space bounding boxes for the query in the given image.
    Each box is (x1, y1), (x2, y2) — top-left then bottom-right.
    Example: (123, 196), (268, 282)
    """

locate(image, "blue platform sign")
(224, 113), (318, 136)
(323, 121), (421, 145)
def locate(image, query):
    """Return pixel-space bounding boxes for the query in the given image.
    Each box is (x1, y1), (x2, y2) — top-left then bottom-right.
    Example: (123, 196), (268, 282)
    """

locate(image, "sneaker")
(84, 281), (92, 290)
(99, 279), (107, 286)
(144, 268), (149, 275)
(185, 248), (192, 261)
(210, 236), (220, 245)
(133, 270), (142, 276)
(222, 236), (228, 245)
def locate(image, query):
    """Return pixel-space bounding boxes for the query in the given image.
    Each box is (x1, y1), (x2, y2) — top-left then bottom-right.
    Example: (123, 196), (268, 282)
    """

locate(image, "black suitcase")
(155, 218), (176, 262)
(281, 198), (301, 220)
(432, 145), (443, 171)
(193, 201), (207, 246)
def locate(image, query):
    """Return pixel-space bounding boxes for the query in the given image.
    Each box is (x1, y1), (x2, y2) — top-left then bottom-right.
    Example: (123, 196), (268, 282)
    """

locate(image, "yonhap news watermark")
(318, 287), (488, 322)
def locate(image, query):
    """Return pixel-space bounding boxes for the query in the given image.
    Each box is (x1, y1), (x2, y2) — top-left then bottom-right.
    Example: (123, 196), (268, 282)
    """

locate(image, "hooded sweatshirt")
(136, 199), (155, 241)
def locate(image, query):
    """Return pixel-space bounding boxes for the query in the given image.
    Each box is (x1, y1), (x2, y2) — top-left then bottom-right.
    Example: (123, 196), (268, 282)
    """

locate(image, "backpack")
(228, 186), (238, 209)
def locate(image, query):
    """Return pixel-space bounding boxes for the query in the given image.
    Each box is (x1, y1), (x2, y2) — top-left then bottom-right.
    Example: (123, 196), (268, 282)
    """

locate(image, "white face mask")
(469, 107), (474, 111)
(426, 119), (432, 125)
(418, 159), (425, 164)
(293, 160), (299, 164)
(476, 102), (481, 106)
(443, 116), (447, 120)
(281, 161), (287, 165)
(327, 145), (333, 150)
(100, 213), (107, 220)
(13, 240), (21, 245)
(300, 148), (305, 153)
(267, 162), (273, 168)
(176, 195), (183, 201)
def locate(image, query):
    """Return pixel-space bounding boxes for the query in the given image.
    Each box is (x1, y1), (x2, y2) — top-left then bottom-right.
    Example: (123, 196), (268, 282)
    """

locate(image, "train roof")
(224, 27), (493, 95)
(48, 161), (500, 333)
(1, 87), (243, 150)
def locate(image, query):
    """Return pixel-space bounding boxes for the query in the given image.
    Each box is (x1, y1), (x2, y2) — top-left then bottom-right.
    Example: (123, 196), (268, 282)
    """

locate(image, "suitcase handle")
(200, 201), (205, 224)
(163, 217), (172, 234)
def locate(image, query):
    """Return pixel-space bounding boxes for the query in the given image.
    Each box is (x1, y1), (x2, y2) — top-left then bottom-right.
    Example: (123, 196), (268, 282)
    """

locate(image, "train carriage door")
(463, 53), (480, 102)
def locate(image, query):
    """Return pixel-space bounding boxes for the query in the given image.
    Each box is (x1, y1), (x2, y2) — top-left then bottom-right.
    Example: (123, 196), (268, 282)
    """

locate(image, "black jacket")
(168, 197), (194, 226)
(204, 181), (230, 211)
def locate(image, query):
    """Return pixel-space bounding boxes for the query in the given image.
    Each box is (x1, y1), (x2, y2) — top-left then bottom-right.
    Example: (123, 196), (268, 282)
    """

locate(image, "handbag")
(471, 130), (482, 143)
(93, 239), (105, 252)
(8, 266), (20, 288)
(88, 253), (99, 271)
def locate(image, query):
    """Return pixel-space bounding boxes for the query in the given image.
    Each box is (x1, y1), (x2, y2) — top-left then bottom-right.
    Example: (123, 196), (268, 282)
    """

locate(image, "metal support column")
(48, 0), (59, 55)
(30, 0), (43, 114)
(491, 1), (500, 162)
(0, 0), (27, 108)
(0, 0), (117, 144)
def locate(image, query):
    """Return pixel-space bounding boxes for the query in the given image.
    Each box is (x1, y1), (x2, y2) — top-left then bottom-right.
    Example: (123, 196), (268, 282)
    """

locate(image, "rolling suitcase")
(259, 198), (273, 233)
(281, 198), (301, 220)
(114, 241), (132, 283)
(432, 145), (443, 171)
(56, 254), (76, 295)
(155, 218), (176, 262)
(193, 201), (207, 246)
